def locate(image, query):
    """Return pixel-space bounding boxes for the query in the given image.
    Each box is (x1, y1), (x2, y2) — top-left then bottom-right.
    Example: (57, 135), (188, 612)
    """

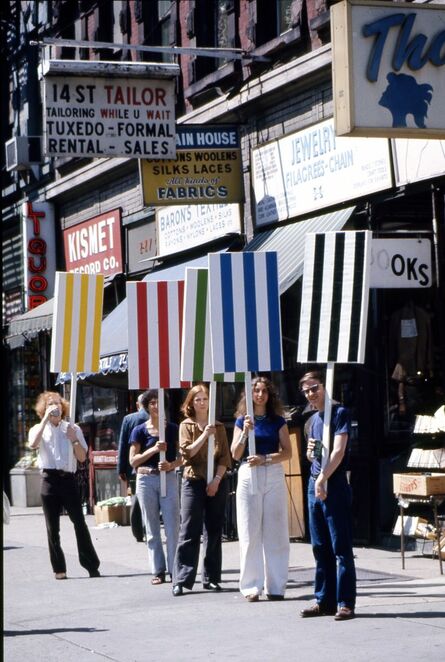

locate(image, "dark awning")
(244, 206), (356, 294)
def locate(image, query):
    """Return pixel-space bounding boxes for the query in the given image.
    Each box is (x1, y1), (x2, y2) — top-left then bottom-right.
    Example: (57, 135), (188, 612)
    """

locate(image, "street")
(3, 506), (445, 662)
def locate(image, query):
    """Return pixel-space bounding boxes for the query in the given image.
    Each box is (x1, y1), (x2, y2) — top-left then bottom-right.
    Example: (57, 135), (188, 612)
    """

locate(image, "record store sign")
(43, 63), (177, 159)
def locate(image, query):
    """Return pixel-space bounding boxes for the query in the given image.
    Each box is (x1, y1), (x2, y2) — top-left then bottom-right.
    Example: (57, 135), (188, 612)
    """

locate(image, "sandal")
(151, 574), (165, 585)
(54, 572), (67, 580)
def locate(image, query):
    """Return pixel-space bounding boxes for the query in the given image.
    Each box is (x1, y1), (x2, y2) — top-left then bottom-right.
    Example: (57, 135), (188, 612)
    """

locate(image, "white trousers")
(236, 462), (289, 597)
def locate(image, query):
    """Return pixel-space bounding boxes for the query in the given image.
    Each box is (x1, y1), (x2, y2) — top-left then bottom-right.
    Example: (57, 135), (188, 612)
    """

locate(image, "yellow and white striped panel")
(50, 272), (104, 373)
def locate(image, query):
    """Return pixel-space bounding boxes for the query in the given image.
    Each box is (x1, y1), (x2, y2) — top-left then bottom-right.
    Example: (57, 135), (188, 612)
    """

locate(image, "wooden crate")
(393, 473), (445, 496)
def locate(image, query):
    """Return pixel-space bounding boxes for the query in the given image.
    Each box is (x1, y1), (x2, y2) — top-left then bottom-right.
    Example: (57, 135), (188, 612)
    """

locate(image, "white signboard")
(392, 139), (445, 186)
(370, 239), (432, 288)
(252, 118), (392, 226)
(22, 201), (56, 310)
(332, 0), (445, 138)
(44, 75), (176, 159)
(156, 204), (241, 256)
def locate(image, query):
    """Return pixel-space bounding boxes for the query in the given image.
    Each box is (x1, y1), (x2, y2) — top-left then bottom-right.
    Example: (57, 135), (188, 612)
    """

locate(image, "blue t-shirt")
(309, 405), (351, 477)
(235, 414), (287, 459)
(129, 421), (178, 468)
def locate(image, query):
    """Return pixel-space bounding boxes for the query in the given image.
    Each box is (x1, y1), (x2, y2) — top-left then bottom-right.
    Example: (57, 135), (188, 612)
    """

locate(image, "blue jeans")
(136, 471), (179, 576)
(308, 473), (356, 610)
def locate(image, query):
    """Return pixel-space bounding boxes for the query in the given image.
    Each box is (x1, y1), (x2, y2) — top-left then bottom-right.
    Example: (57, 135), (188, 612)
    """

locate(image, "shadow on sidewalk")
(4, 627), (108, 637)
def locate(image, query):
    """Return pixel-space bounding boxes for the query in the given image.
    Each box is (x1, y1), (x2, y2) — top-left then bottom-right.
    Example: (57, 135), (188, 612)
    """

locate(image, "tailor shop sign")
(156, 204), (241, 256)
(22, 201), (56, 310)
(140, 125), (243, 205)
(331, 1), (445, 138)
(63, 209), (123, 276)
(252, 118), (392, 226)
(44, 70), (176, 158)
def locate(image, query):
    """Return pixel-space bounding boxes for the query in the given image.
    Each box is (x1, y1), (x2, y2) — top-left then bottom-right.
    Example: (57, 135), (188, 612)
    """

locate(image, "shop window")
(255, 0), (293, 46)
(76, 384), (125, 451)
(194, 0), (236, 79)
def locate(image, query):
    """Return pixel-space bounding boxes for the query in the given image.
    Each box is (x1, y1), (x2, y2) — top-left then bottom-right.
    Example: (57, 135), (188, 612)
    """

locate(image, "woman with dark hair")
(172, 384), (231, 596)
(28, 391), (100, 580)
(129, 389), (181, 585)
(231, 376), (292, 602)
(298, 370), (356, 621)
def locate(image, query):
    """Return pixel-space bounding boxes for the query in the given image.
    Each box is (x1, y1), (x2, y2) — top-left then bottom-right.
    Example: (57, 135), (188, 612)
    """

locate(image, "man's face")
(300, 380), (324, 411)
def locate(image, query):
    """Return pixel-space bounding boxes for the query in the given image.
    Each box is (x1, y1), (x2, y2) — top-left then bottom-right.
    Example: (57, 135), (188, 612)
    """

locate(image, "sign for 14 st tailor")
(44, 75), (176, 159)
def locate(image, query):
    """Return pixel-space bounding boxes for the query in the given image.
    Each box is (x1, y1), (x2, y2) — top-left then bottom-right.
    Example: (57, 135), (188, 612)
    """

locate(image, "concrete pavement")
(3, 506), (445, 661)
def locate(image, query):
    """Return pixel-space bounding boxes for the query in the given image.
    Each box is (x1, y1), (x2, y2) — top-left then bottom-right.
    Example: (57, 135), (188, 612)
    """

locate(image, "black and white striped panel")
(297, 230), (372, 364)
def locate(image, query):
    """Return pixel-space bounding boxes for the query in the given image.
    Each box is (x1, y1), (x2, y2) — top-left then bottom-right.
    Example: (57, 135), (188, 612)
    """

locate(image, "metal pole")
(158, 388), (166, 498)
(207, 381), (217, 485)
(245, 372), (257, 494)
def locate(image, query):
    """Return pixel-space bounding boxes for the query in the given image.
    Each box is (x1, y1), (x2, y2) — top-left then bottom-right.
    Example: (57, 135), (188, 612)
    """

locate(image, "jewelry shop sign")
(141, 125), (243, 205)
(252, 117), (392, 226)
(331, 0), (445, 138)
(43, 60), (178, 159)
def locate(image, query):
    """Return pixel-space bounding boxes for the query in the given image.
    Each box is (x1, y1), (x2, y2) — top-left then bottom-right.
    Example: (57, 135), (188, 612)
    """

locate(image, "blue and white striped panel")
(208, 252), (283, 373)
(297, 230), (372, 364)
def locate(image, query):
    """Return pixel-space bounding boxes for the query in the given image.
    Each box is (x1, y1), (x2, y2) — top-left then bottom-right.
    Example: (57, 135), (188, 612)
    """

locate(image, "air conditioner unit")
(5, 136), (42, 171)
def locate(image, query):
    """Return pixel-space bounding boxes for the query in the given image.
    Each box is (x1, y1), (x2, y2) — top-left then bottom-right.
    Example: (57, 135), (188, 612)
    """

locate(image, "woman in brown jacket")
(172, 384), (231, 596)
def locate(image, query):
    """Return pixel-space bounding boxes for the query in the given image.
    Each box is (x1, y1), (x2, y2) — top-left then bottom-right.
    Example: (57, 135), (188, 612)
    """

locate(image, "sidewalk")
(3, 506), (445, 662)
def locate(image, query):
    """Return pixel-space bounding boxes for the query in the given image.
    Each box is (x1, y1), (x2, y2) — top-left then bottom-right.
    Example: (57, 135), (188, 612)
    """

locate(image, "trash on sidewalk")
(94, 496), (131, 526)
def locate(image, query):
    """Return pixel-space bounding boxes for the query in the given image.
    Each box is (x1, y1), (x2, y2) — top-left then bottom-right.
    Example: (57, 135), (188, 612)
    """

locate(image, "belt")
(42, 469), (74, 478)
(137, 467), (160, 475)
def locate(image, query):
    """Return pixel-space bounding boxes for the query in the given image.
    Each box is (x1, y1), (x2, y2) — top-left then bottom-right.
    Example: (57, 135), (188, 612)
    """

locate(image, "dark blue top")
(117, 409), (149, 477)
(129, 421), (178, 468)
(235, 414), (287, 459)
(309, 405), (351, 478)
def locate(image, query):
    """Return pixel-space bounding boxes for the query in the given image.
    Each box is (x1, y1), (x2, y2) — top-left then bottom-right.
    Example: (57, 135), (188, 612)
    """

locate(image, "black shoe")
(266, 594), (284, 601)
(89, 569), (101, 578)
(300, 604), (336, 617)
(172, 584), (183, 596)
(203, 582), (222, 591)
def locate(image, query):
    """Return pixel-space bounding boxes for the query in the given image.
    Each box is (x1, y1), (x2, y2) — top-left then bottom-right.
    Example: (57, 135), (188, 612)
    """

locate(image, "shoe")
(203, 582), (222, 591)
(266, 594), (284, 601)
(89, 569), (101, 578)
(172, 584), (183, 596)
(300, 604), (336, 617)
(246, 594), (259, 602)
(54, 572), (67, 580)
(334, 607), (355, 621)
(151, 573), (165, 585)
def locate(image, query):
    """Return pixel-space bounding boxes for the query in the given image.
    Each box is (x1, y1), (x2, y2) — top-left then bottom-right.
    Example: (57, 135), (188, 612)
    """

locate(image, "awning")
(244, 207), (356, 294)
(5, 298), (54, 349)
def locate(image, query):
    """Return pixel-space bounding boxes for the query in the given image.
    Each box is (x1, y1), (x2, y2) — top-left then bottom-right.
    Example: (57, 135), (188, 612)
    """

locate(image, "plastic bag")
(3, 491), (11, 525)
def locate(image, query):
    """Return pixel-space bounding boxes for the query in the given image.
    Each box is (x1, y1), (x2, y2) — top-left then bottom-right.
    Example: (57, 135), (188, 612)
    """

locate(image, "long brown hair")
(34, 391), (69, 419)
(234, 376), (283, 418)
(180, 384), (209, 419)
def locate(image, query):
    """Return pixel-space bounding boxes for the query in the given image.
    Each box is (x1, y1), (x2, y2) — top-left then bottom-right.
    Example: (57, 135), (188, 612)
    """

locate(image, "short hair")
(299, 370), (325, 390)
(139, 390), (158, 410)
(180, 384), (209, 419)
(234, 376), (283, 418)
(34, 391), (69, 419)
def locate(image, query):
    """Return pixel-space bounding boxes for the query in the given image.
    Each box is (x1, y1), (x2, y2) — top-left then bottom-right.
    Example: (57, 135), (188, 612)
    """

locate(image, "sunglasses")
(301, 384), (321, 396)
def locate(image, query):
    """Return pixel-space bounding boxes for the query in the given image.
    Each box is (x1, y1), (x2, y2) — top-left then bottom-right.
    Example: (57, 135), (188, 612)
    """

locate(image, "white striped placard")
(127, 280), (189, 390)
(208, 252), (283, 374)
(50, 272), (104, 373)
(297, 230), (372, 364)
(181, 268), (244, 383)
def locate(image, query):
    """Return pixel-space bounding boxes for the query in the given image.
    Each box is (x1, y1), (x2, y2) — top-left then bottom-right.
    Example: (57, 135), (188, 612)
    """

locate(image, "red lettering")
(26, 201), (45, 234)
(29, 275), (48, 292)
(29, 294), (47, 308)
(28, 238), (47, 254)
(28, 256), (47, 273)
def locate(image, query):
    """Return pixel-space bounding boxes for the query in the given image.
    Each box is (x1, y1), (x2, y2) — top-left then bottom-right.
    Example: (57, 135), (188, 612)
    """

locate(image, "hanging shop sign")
(127, 221), (157, 274)
(252, 117), (392, 226)
(331, 0), (445, 138)
(370, 238), (432, 288)
(140, 125), (243, 205)
(391, 139), (445, 186)
(43, 60), (178, 159)
(22, 201), (56, 310)
(156, 204), (241, 257)
(63, 209), (123, 276)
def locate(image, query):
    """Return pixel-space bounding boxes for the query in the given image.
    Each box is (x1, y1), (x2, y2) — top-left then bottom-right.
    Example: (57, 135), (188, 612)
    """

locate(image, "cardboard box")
(393, 473), (445, 496)
(94, 504), (131, 526)
(393, 516), (427, 537)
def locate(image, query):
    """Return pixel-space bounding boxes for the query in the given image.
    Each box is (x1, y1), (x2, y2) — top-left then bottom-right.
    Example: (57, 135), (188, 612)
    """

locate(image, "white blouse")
(28, 420), (87, 473)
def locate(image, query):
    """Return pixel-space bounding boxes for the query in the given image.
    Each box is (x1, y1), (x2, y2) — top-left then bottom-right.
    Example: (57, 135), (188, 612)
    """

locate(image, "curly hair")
(234, 376), (284, 418)
(34, 391), (69, 419)
(180, 383), (209, 419)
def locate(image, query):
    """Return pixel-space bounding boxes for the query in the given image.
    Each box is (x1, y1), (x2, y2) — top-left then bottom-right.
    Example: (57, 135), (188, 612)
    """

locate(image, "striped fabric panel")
(127, 280), (189, 390)
(208, 252), (283, 374)
(181, 268), (247, 383)
(297, 230), (371, 364)
(50, 272), (104, 373)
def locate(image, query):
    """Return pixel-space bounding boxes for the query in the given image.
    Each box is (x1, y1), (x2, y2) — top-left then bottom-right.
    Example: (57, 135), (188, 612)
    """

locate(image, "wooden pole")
(207, 381), (217, 484)
(245, 372), (257, 494)
(158, 388), (166, 498)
